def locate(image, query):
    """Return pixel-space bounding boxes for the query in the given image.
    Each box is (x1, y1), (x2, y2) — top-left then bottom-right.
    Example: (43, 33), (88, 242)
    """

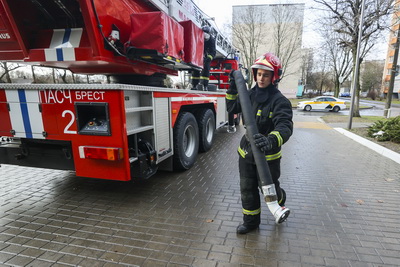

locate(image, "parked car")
(340, 92), (351, 97)
(322, 92), (334, 96)
(297, 96), (347, 112)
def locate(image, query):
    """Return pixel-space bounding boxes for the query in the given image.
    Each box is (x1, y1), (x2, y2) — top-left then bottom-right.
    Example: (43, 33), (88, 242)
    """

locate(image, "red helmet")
(251, 53), (282, 84)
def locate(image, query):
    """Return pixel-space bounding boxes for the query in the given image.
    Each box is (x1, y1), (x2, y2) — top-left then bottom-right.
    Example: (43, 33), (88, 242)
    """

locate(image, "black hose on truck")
(232, 71), (290, 224)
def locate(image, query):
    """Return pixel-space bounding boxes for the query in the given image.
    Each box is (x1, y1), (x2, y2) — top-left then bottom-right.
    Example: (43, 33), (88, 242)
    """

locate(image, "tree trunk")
(334, 78), (340, 98)
(31, 66), (36, 83)
(72, 72), (76, 83)
(4, 62), (12, 83)
(52, 68), (56, 83)
(60, 70), (67, 83)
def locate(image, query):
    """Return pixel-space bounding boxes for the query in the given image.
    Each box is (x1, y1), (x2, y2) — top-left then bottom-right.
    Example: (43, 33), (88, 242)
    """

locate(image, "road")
(340, 98), (400, 117)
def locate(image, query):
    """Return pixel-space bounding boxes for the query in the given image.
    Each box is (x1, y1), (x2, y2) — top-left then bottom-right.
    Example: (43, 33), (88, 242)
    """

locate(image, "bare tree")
(71, 72), (76, 83)
(0, 62), (21, 83)
(299, 48), (314, 94)
(316, 51), (332, 95)
(232, 5), (266, 86)
(319, 23), (352, 97)
(52, 68), (56, 83)
(306, 47), (333, 95)
(314, 0), (393, 117)
(54, 69), (76, 83)
(361, 60), (385, 95)
(57, 69), (68, 83)
(271, 4), (304, 80)
(31, 66), (37, 83)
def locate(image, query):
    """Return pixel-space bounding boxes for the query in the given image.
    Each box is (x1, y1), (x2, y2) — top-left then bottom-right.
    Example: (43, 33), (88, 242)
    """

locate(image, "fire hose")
(232, 71), (290, 224)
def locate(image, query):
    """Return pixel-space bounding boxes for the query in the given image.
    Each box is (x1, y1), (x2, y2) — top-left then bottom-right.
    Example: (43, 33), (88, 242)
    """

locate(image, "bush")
(367, 116), (400, 143)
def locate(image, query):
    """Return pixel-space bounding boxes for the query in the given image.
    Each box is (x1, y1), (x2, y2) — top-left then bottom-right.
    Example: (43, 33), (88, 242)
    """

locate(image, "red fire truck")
(0, 0), (238, 180)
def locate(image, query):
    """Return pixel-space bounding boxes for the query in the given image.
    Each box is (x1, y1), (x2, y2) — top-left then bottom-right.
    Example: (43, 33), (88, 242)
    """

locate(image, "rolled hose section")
(232, 71), (290, 224)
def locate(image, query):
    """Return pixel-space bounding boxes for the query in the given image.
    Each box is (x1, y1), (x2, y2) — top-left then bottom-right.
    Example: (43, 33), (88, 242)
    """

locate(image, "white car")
(297, 96), (346, 112)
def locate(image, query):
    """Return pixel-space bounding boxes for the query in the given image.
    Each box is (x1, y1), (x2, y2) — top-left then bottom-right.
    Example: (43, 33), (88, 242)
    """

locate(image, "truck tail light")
(79, 146), (123, 161)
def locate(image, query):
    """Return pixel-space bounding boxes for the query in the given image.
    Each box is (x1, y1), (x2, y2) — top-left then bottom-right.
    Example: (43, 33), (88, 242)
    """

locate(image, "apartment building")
(381, 2), (400, 99)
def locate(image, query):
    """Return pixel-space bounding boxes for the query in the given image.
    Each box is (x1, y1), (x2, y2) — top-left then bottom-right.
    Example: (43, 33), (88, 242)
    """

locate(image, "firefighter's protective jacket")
(226, 84), (293, 162)
(204, 36), (216, 60)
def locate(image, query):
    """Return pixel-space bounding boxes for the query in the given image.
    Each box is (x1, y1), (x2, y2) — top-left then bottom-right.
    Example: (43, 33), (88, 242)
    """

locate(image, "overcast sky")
(194, 0), (322, 49)
(193, 0), (388, 60)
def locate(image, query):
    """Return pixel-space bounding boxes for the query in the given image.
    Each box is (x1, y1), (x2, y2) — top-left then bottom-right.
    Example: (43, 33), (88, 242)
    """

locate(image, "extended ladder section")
(167, 0), (235, 58)
(0, 0), (236, 75)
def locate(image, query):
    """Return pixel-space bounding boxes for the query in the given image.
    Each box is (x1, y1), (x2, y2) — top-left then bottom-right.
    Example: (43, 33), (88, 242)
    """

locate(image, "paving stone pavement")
(0, 113), (400, 267)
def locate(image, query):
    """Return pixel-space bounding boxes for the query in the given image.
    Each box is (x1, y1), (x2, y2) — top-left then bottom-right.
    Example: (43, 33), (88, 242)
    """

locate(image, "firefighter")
(192, 26), (216, 91)
(226, 53), (293, 234)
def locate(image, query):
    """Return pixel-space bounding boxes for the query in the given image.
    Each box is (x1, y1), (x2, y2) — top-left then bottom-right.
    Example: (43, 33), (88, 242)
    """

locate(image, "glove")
(227, 70), (237, 95)
(253, 133), (276, 152)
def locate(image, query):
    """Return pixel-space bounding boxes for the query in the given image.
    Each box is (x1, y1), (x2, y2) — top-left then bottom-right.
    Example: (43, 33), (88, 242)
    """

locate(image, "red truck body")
(0, 0), (238, 181)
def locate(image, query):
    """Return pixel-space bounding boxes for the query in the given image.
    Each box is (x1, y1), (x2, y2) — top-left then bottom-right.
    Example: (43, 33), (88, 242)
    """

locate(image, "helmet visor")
(251, 64), (273, 72)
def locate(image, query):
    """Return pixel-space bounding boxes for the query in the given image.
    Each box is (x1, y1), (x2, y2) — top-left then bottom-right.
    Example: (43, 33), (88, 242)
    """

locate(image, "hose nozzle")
(262, 185), (290, 224)
(267, 201), (290, 224)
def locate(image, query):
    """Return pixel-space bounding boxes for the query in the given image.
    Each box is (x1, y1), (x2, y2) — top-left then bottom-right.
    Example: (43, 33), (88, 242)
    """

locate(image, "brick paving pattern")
(0, 112), (400, 266)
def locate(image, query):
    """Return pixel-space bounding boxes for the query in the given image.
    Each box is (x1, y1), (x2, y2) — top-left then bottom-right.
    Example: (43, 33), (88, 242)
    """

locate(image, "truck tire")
(173, 112), (199, 170)
(197, 109), (215, 152)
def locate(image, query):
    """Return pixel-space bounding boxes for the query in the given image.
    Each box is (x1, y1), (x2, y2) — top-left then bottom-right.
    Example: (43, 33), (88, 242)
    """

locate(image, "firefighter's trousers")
(238, 157), (282, 226)
(191, 60), (211, 88)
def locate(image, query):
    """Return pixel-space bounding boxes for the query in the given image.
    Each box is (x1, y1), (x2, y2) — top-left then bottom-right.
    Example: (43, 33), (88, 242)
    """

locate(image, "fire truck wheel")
(197, 109), (215, 152)
(173, 112), (199, 170)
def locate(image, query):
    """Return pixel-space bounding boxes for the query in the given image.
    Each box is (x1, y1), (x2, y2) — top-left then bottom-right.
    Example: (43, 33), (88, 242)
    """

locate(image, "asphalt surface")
(0, 112), (400, 267)
(334, 98), (400, 117)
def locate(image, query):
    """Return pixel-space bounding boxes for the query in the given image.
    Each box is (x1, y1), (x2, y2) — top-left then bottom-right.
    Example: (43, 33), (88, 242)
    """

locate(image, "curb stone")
(334, 127), (400, 165)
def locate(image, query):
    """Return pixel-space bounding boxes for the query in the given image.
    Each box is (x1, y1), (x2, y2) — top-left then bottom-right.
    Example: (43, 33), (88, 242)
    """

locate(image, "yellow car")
(297, 96), (346, 112)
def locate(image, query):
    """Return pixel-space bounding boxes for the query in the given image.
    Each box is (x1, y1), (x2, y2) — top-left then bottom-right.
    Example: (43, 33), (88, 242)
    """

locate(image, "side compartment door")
(216, 96), (227, 128)
(154, 97), (172, 162)
(5, 89), (45, 139)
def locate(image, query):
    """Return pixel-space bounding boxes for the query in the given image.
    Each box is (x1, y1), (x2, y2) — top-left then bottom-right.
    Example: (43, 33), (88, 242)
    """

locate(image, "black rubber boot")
(236, 223), (258, 234)
(236, 214), (260, 234)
